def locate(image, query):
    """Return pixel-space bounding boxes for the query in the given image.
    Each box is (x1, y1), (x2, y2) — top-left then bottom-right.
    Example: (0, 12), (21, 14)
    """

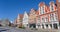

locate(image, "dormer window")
(37, 16), (40, 23)
(42, 6), (44, 13)
(40, 6), (45, 14)
(50, 5), (54, 12)
(51, 6), (54, 11)
(39, 2), (45, 15)
(50, 1), (55, 12)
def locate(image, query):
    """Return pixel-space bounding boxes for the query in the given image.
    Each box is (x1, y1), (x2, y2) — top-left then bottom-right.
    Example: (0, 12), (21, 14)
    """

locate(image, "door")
(53, 23), (58, 29)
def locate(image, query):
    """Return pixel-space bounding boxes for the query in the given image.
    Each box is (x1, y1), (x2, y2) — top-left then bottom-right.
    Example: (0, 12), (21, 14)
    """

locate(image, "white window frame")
(50, 4), (54, 12)
(50, 13), (54, 21)
(40, 5), (45, 14)
(37, 17), (40, 24)
(41, 17), (45, 22)
(54, 13), (58, 21)
(45, 17), (48, 22)
(42, 6), (44, 14)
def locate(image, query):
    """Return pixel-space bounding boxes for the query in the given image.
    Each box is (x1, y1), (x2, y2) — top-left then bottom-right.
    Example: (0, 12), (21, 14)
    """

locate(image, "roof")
(30, 8), (37, 13)
(49, 1), (54, 5)
(17, 14), (23, 19)
(35, 10), (39, 15)
(39, 2), (45, 7)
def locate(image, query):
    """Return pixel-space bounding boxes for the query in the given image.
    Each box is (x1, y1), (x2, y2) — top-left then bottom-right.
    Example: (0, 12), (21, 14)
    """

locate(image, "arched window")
(45, 17), (48, 22)
(40, 6), (45, 14)
(51, 6), (54, 11)
(50, 5), (54, 11)
(42, 17), (45, 22)
(50, 13), (54, 21)
(54, 13), (58, 21)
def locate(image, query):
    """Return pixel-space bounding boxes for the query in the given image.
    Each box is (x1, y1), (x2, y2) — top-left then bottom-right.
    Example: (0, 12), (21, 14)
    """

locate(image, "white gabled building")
(22, 11), (29, 27)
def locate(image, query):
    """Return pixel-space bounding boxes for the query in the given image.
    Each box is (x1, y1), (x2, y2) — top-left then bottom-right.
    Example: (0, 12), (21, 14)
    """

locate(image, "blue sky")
(0, 0), (56, 22)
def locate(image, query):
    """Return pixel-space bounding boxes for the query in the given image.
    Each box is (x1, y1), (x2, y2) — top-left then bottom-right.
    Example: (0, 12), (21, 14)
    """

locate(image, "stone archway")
(50, 24), (52, 29)
(29, 24), (36, 28)
(53, 23), (58, 29)
(46, 24), (48, 28)
(42, 24), (44, 29)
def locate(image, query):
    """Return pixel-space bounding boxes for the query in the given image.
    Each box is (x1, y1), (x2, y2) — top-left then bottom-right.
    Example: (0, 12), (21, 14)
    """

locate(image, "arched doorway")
(29, 23), (36, 28)
(53, 23), (58, 29)
(46, 24), (48, 28)
(50, 24), (52, 29)
(42, 24), (44, 29)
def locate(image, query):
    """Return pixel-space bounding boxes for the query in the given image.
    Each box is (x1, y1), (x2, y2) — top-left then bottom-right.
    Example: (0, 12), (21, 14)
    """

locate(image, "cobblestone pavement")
(0, 27), (59, 32)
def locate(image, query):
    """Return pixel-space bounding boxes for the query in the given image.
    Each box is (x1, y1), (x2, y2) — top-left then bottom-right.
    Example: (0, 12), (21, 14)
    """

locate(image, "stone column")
(57, 23), (59, 29)
(48, 24), (51, 29)
(41, 24), (42, 29)
(36, 24), (38, 28)
(44, 23), (46, 29)
(52, 23), (54, 29)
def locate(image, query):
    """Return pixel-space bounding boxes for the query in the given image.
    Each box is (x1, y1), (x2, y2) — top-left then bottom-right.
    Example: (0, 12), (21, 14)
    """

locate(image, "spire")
(23, 11), (28, 18)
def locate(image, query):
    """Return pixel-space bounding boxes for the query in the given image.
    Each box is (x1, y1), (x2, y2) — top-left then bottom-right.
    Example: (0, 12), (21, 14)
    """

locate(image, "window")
(40, 6), (45, 14)
(51, 5), (54, 11)
(40, 7), (42, 14)
(52, 14), (54, 21)
(50, 5), (54, 12)
(37, 18), (40, 24)
(42, 6), (44, 14)
(42, 17), (45, 22)
(50, 13), (54, 21)
(45, 17), (48, 22)
(37, 17), (40, 23)
(54, 13), (58, 21)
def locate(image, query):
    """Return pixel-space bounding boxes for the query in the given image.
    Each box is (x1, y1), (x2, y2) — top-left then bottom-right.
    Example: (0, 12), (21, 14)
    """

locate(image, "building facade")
(28, 8), (37, 28)
(35, 11), (41, 28)
(38, 1), (59, 29)
(22, 11), (29, 27)
(0, 19), (10, 27)
(14, 0), (60, 29)
(56, 0), (60, 27)
(16, 14), (23, 28)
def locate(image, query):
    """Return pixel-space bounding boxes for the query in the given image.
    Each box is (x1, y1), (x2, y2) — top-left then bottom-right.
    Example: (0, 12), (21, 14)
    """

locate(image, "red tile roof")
(36, 10), (39, 15)
(18, 14), (23, 19)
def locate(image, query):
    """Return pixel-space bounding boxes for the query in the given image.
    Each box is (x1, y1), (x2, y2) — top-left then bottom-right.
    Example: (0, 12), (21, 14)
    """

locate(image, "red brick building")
(36, 0), (60, 29)
(15, 14), (23, 28)
(56, 0), (60, 26)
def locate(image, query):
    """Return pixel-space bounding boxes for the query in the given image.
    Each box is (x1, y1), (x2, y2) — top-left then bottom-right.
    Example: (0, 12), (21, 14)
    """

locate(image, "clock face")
(58, 0), (60, 2)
